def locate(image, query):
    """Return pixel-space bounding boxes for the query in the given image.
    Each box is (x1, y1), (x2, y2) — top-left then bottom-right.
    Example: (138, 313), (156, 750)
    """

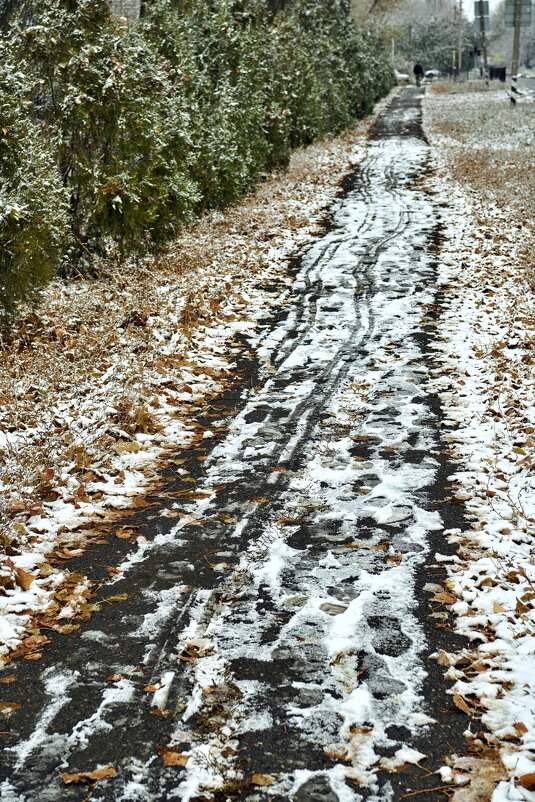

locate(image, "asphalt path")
(0, 88), (470, 802)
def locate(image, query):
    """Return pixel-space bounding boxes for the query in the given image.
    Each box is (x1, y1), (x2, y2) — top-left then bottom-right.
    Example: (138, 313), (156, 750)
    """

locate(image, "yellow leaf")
(103, 593), (128, 603)
(250, 774), (275, 786)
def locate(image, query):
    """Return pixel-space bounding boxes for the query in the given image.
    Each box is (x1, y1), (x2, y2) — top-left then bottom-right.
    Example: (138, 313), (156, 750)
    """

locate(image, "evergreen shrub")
(0, 0), (394, 319)
(0, 44), (69, 322)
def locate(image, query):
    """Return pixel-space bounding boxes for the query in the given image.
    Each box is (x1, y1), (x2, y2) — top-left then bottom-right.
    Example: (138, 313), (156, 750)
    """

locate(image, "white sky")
(465, 0), (501, 20)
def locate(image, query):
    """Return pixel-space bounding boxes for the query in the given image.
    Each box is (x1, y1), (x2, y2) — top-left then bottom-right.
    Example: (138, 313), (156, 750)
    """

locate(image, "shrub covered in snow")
(9, 0), (198, 258)
(0, 45), (70, 322)
(0, 0), (394, 318)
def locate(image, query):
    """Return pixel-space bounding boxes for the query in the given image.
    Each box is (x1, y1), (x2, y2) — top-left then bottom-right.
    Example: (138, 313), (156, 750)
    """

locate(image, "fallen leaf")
(162, 750), (189, 767)
(516, 597), (530, 614)
(54, 549), (85, 560)
(435, 649), (460, 668)
(61, 766), (117, 784)
(14, 568), (35, 591)
(24, 652), (43, 661)
(0, 702), (21, 713)
(518, 774), (535, 790)
(150, 707), (169, 717)
(250, 773), (275, 786)
(115, 528), (136, 540)
(432, 591), (457, 606)
(252, 497), (270, 504)
(143, 684), (158, 693)
(0, 676), (17, 684)
(452, 695), (472, 716)
(513, 722), (528, 736)
(105, 674), (123, 683)
(102, 593), (128, 603)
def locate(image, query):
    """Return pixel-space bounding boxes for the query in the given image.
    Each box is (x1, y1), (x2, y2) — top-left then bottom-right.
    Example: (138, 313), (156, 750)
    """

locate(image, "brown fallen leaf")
(0, 702), (21, 713)
(432, 591), (457, 606)
(105, 674), (123, 683)
(115, 528), (136, 540)
(54, 549), (85, 560)
(516, 597), (530, 615)
(0, 675), (17, 684)
(24, 652), (43, 661)
(518, 774), (535, 790)
(252, 497), (270, 504)
(513, 722), (528, 736)
(250, 773), (275, 786)
(162, 750), (189, 767)
(14, 567), (35, 591)
(143, 684), (158, 693)
(61, 766), (117, 784)
(150, 707), (169, 717)
(452, 694), (472, 716)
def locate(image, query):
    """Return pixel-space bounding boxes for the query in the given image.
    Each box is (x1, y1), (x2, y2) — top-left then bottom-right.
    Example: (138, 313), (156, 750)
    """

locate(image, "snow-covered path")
(0, 89), (468, 801)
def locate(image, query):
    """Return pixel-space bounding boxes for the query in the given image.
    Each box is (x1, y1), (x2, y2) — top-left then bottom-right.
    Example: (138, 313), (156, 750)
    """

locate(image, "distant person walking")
(413, 62), (424, 87)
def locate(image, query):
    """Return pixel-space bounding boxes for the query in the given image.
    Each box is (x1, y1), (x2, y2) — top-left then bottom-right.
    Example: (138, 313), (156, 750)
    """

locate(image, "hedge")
(0, 0), (394, 321)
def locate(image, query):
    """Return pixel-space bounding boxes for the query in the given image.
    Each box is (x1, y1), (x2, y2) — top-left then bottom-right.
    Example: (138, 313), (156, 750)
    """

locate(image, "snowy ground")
(424, 84), (535, 799)
(0, 83), (534, 802)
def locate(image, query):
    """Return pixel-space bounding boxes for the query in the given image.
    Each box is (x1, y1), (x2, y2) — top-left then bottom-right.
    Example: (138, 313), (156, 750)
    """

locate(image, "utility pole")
(478, 0), (489, 82)
(458, 0), (464, 74)
(511, 0), (522, 102)
(408, 23), (413, 75)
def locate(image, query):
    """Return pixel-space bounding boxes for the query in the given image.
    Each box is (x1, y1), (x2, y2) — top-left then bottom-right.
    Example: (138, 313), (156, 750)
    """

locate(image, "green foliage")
(12, 0), (198, 255)
(0, 0), (394, 320)
(144, 0), (394, 208)
(0, 44), (69, 322)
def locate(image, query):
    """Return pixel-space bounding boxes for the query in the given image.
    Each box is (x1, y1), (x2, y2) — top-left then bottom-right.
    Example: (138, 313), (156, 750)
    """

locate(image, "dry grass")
(424, 82), (535, 791)
(426, 84), (535, 219)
